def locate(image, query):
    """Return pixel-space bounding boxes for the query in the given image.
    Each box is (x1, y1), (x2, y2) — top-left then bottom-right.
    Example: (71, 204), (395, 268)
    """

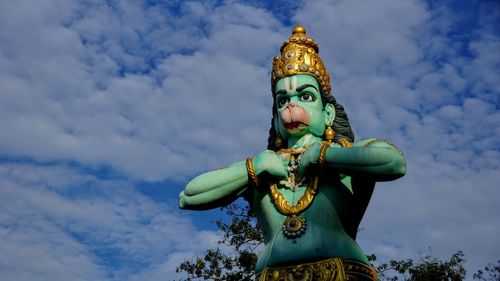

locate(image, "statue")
(179, 25), (406, 281)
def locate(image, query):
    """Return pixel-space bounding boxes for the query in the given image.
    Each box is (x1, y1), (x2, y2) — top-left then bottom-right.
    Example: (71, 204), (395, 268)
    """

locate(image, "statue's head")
(267, 25), (354, 150)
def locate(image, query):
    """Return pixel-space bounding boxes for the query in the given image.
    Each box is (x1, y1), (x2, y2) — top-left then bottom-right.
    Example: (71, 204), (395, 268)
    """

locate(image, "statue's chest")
(255, 178), (352, 239)
(271, 184), (307, 204)
(254, 148), (354, 239)
(260, 181), (347, 210)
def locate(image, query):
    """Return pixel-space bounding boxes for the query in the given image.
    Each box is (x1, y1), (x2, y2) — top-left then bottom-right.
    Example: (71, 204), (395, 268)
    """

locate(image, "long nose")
(281, 103), (309, 124)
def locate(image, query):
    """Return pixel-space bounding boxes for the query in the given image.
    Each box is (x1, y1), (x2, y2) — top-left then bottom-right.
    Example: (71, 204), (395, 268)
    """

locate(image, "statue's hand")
(254, 150), (288, 180)
(299, 142), (322, 176)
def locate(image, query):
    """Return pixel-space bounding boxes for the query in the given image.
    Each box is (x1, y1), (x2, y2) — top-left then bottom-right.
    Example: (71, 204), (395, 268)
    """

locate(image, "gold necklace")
(269, 176), (318, 239)
(269, 176), (318, 216)
(270, 139), (353, 238)
(270, 147), (320, 239)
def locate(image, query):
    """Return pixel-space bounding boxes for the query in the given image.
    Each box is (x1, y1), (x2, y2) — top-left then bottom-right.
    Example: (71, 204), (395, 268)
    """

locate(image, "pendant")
(282, 216), (306, 238)
(279, 176), (305, 191)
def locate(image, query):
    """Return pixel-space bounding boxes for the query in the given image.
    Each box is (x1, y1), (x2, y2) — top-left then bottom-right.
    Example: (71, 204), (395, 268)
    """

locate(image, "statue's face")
(274, 74), (334, 141)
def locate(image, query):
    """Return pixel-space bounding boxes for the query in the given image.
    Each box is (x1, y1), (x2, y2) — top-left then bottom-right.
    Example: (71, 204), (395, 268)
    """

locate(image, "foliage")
(371, 250), (466, 281)
(176, 203), (263, 281)
(473, 260), (500, 281)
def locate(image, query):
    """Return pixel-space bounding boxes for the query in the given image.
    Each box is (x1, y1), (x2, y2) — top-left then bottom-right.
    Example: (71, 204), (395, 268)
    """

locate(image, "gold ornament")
(269, 176), (318, 216)
(256, 257), (379, 281)
(272, 25), (331, 95)
(257, 257), (346, 281)
(246, 157), (259, 187)
(269, 146), (319, 238)
(319, 139), (352, 173)
(269, 140), (354, 238)
(269, 176), (318, 239)
(338, 138), (353, 148)
(363, 139), (403, 155)
(325, 124), (335, 142)
(319, 142), (330, 172)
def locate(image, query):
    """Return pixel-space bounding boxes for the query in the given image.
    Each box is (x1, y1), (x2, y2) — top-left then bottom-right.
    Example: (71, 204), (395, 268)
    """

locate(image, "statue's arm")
(323, 139), (406, 181)
(179, 161), (249, 210)
(179, 150), (287, 210)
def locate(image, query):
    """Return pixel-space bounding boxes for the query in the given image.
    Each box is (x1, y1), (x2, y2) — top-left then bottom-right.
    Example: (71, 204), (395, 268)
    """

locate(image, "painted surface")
(179, 74), (406, 273)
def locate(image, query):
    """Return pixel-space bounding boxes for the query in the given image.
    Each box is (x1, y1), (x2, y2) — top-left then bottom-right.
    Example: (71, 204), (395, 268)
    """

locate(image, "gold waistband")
(256, 258), (378, 281)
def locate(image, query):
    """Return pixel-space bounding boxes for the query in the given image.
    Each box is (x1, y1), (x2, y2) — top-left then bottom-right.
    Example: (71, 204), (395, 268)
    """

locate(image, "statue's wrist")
(246, 157), (260, 187)
(252, 150), (274, 176)
(318, 142), (330, 172)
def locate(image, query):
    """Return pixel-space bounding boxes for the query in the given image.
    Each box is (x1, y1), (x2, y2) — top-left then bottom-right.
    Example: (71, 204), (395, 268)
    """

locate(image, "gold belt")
(256, 258), (378, 281)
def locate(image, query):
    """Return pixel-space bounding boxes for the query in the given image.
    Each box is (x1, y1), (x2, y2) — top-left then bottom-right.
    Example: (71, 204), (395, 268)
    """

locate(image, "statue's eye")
(278, 97), (290, 107)
(300, 94), (313, 102)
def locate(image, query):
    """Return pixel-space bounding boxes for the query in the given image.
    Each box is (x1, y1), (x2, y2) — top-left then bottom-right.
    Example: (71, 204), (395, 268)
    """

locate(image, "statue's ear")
(324, 103), (335, 125)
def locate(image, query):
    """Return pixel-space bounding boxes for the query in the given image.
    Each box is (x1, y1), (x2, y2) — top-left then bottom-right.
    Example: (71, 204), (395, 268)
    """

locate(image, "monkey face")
(273, 75), (335, 142)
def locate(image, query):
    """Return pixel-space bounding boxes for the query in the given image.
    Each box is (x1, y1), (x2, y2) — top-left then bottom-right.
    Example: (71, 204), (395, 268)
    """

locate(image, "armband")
(246, 157), (259, 187)
(319, 142), (330, 172)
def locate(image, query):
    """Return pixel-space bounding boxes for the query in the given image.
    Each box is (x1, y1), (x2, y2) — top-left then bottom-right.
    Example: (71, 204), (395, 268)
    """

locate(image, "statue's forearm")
(324, 141), (406, 181)
(179, 161), (249, 210)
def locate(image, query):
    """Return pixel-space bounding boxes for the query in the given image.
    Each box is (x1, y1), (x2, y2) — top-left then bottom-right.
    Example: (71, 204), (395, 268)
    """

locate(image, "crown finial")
(292, 25), (306, 35)
(271, 25), (331, 95)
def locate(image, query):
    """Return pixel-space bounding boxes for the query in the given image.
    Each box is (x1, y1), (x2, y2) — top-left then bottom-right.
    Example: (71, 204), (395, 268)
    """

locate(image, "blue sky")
(0, 0), (498, 280)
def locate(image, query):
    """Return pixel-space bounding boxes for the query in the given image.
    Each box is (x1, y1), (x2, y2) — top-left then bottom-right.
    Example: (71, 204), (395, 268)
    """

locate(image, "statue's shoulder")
(351, 138), (401, 150)
(351, 138), (377, 147)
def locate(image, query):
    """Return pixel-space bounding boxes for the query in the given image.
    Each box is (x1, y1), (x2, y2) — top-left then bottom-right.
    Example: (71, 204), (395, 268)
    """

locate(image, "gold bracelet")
(319, 142), (330, 172)
(363, 139), (403, 155)
(246, 157), (259, 187)
(338, 138), (352, 148)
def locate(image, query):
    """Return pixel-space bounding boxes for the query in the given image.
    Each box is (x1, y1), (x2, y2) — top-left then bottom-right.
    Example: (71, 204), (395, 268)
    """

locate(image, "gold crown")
(271, 25), (331, 95)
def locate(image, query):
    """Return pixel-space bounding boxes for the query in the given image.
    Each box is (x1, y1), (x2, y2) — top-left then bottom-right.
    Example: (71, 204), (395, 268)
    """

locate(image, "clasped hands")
(252, 143), (326, 182)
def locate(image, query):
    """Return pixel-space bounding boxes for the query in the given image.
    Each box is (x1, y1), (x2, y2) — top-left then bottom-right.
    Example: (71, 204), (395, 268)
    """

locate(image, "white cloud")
(0, 163), (221, 280)
(0, 0), (287, 180)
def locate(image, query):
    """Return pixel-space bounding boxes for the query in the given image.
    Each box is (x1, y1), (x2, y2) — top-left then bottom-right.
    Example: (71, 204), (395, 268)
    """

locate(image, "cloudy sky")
(0, 0), (498, 280)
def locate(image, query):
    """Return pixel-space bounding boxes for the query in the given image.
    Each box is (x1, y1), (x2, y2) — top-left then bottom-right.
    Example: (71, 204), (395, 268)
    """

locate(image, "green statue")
(179, 25), (406, 281)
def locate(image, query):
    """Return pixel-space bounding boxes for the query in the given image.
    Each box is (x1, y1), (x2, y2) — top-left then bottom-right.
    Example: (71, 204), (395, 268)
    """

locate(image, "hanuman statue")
(179, 25), (406, 281)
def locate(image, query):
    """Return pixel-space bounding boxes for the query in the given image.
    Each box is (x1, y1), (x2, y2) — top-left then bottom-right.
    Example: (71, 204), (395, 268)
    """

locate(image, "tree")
(473, 260), (500, 281)
(371, 250), (466, 281)
(176, 203), (262, 281)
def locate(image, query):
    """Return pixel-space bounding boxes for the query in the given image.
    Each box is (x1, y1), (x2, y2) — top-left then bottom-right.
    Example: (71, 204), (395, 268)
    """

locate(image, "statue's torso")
(252, 175), (371, 273)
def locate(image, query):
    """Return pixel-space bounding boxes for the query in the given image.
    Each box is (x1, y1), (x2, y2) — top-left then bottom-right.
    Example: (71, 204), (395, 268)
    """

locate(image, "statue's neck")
(288, 133), (323, 149)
